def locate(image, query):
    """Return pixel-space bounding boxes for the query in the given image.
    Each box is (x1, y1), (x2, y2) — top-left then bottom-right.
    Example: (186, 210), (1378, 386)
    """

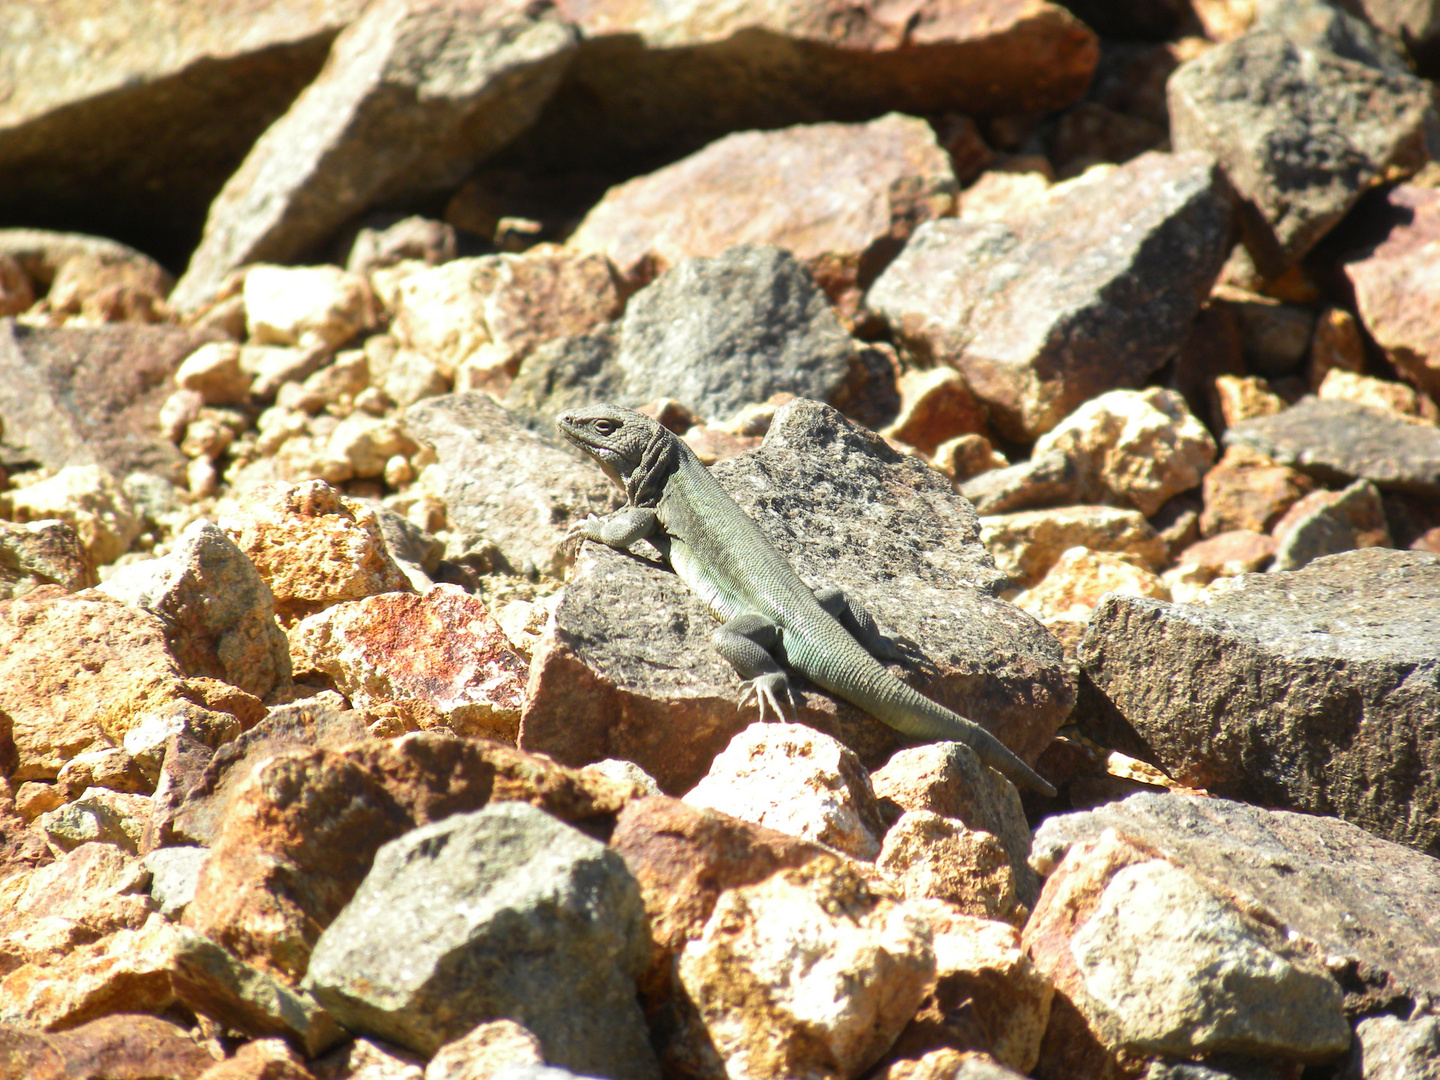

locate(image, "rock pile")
(1, 0), (1439, 1078)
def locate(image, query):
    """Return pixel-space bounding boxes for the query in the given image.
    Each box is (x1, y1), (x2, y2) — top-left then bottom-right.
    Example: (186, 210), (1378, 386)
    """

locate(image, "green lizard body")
(557, 404), (1056, 797)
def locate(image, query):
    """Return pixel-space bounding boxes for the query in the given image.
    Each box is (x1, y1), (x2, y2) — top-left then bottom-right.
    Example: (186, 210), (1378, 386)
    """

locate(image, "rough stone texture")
(1343, 184), (1440, 401)
(1225, 397), (1440, 499)
(683, 722), (886, 861)
(183, 734), (642, 983)
(1211, 373), (1287, 429)
(198, 1038), (315, 1080)
(0, 1012), (218, 1080)
(347, 214), (457, 275)
(883, 367), (990, 458)
(219, 479), (414, 626)
(243, 265), (372, 350)
(387, 247), (623, 393)
(1031, 792), (1440, 1014)
(304, 802), (658, 1078)
(142, 846), (207, 920)
(1168, 26), (1437, 278)
(0, 519), (98, 599)
(509, 0), (1097, 174)
(867, 151), (1231, 440)
(886, 901), (1051, 1075)
(1015, 547), (1171, 661)
(1199, 444), (1315, 537)
(958, 449), (1082, 516)
(568, 113), (956, 307)
(1308, 306), (1367, 390)
(1270, 478), (1391, 572)
(98, 520), (292, 700)
(980, 505), (1167, 591)
(1081, 548), (1440, 853)
(8, 464), (142, 566)
(1026, 836), (1349, 1066)
(171, 0), (578, 310)
(425, 1020), (546, 1080)
(405, 392), (618, 579)
(0, 588), (239, 782)
(1030, 388), (1217, 518)
(877, 811), (1022, 925)
(522, 399), (1073, 793)
(38, 788), (152, 855)
(1164, 529), (1277, 601)
(0, 322), (220, 483)
(870, 742), (1037, 908)
(506, 245), (867, 427)
(1318, 369), (1435, 422)
(175, 342), (253, 406)
(289, 586), (529, 742)
(676, 853), (934, 1080)
(1353, 1013), (1440, 1080)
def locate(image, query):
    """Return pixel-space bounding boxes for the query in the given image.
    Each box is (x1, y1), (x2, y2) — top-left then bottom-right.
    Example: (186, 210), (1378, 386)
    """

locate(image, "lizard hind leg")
(812, 585), (912, 663)
(712, 612), (797, 722)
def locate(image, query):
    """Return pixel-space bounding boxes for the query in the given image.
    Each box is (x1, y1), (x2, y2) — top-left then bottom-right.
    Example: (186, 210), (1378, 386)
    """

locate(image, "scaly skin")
(557, 404), (1056, 797)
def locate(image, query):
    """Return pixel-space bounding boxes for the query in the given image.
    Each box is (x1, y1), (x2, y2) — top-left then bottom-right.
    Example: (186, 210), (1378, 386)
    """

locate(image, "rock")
(981, 505), (1168, 591)
(143, 846), (208, 920)
(38, 788), (152, 854)
(1014, 547), (1171, 659)
(1200, 444), (1315, 537)
(1270, 479), (1391, 572)
(56, 748), (149, 799)
(877, 811), (1022, 925)
(1168, 24), (1437, 277)
(1031, 388), (1217, 517)
(868, 152), (1231, 440)
(44, 247), (173, 323)
(425, 1020), (546, 1080)
(0, 1013), (218, 1080)
(243, 265), (371, 351)
(1079, 548), (1440, 854)
(404, 392), (617, 578)
(8, 464), (142, 565)
(183, 734), (640, 983)
(1163, 529), (1278, 601)
(1318, 369), (1435, 422)
(957, 449), (1082, 516)
(0, 253), (35, 317)
(675, 853), (934, 1080)
(933, 434), (1008, 484)
(0, 588), (238, 782)
(1024, 833), (1350, 1068)
(568, 113), (956, 309)
(198, 1038), (315, 1080)
(885, 901), (1052, 1075)
(387, 247), (622, 394)
(304, 802), (658, 1078)
(171, 0), (578, 310)
(1343, 184), (1440, 401)
(515, 0), (1095, 174)
(347, 214), (457, 274)
(98, 520), (291, 699)
(0, 519), (98, 599)
(883, 367), (990, 458)
(289, 586), (529, 742)
(522, 400), (1073, 793)
(1219, 291), (1316, 377)
(683, 722), (886, 861)
(1225, 396), (1440, 499)
(1307, 306), (1367, 390)
(510, 245), (869, 426)
(218, 480), (413, 626)
(0, 322), (220, 483)
(1031, 791), (1440, 1013)
(871, 742), (1037, 907)
(1353, 1013), (1440, 1080)
(1211, 373), (1288, 429)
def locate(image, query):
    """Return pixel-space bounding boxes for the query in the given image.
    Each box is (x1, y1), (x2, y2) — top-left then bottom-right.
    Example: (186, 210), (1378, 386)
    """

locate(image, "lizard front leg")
(712, 612), (796, 722)
(565, 507), (660, 552)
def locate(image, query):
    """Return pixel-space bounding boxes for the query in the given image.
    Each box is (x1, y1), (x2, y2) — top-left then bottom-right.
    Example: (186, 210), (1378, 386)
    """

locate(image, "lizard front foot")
(739, 673), (796, 723)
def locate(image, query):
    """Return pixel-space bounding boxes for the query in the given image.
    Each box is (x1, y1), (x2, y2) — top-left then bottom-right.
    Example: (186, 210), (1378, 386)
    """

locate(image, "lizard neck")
(625, 425), (682, 508)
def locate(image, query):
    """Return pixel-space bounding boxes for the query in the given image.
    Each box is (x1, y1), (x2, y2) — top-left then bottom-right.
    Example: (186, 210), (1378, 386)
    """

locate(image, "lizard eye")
(593, 419), (619, 435)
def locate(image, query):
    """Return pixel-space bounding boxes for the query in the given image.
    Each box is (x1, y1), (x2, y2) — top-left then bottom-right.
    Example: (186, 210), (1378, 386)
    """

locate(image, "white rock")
(244, 264), (370, 349)
(8, 465), (141, 565)
(174, 341), (252, 405)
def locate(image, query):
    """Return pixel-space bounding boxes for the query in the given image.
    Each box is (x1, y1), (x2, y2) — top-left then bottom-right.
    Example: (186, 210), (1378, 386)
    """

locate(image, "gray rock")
(1357, 0), (1440, 72)
(364, 500), (443, 591)
(0, 322), (220, 482)
(957, 448), (1081, 516)
(171, 1), (578, 309)
(345, 214), (457, 275)
(98, 520), (291, 699)
(0, 519), (97, 599)
(1270, 479), (1390, 572)
(521, 398), (1073, 793)
(405, 392), (619, 578)
(1224, 397), (1440, 498)
(1352, 1013), (1440, 1080)
(304, 801), (658, 1079)
(1168, 23), (1437, 277)
(867, 151), (1231, 440)
(502, 325), (624, 436)
(1032, 791), (1440, 1012)
(1079, 547), (1440, 854)
(142, 845), (208, 919)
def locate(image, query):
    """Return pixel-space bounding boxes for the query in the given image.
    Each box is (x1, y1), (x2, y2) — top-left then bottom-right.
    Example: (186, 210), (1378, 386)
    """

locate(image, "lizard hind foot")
(738, 673), (796, 723)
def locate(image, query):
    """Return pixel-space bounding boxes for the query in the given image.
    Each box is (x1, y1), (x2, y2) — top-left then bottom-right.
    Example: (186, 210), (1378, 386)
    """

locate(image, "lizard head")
(557, 405), (676, 504)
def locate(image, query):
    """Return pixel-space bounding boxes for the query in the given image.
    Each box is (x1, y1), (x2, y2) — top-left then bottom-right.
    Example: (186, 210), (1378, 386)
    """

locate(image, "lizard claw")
(739, 674), (796, 723)
(560, 514), (601, 560)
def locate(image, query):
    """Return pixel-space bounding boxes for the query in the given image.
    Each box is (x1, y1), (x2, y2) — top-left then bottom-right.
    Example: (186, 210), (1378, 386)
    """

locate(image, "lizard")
(556, 403), (1056, 797)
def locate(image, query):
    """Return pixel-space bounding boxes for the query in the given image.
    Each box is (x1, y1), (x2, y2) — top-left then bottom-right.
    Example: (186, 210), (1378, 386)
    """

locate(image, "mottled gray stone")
(1168, 22), (1437, 277)
(1224, 397), (1440, 499)
(1079, 547), (1440, 854)
(142, 845), (208, 919)
(1270, 479), (1389, 572)
(0, 519), (97, 599)
(957, 449), (1081, 516)
(405, 392), (618, 578)
(867, 151), (1230, 440)
(1032, 792), (1440, 1011)
(304, 801), (657, 1079)
(1352, 1013), (1440, 1080)
(522, 398), (1073, 793)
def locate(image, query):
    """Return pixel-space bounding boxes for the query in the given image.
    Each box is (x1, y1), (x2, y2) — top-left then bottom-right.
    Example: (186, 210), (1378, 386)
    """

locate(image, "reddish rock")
(876, 811), (1023, 926)
(289, 586), (529, 743)
(1174, 529), (1277, 574)
(882, 367), (989, 458)
(1200, 444), (1316, 537)
(1307, 306), (1367, 390)
(0, 1013), (218, 1080)
(569, 113), (957, 310)
(197, 1038), (314, 1080)
(980, 506), (1168, 591)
